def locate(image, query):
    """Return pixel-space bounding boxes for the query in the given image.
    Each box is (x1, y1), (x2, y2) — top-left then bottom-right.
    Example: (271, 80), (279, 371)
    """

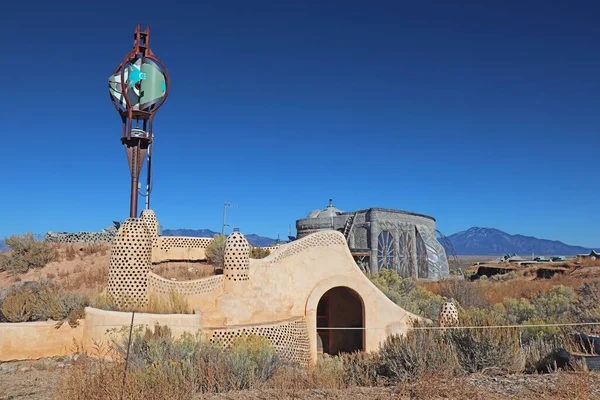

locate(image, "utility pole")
(222, 203), (236, 235)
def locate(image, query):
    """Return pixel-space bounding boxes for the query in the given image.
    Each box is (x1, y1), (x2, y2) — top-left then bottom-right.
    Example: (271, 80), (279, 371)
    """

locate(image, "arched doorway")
(316, 287), (364, 355)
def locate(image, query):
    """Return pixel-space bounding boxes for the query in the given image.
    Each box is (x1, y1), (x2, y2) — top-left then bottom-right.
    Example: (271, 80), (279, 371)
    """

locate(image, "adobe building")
(0, 209), (429, 364)
(296, 200), (450, 280)
(104, 209), (426, 364)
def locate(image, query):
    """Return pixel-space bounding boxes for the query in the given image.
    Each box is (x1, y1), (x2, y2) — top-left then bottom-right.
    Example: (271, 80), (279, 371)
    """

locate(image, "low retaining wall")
(0, 309), (310, 366)
(83, 307), (204, 351)
(152, 236), (212, 263)
(44, 231), (115, 244)
(207, 317), (310, 367)
(0, 308), (204, 362)
(0, 321), (84, 361)
(147, 273), (224, 309)
(147, 273), (224, 296)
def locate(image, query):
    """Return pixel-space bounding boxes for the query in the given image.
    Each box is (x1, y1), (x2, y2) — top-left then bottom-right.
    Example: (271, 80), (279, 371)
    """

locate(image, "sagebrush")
(0, 233), (57, 275)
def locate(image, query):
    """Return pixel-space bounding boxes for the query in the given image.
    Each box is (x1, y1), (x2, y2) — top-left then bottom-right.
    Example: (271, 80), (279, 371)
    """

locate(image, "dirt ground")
(1, 358), (600, 400)
(0, 245), (111, 296)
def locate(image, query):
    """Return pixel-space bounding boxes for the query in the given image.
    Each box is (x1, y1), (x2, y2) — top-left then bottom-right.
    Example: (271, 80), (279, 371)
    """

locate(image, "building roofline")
(339, 208), (437, 222)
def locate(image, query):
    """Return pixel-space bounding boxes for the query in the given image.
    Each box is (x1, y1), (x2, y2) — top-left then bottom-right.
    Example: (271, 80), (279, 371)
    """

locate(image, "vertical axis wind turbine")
(108, 24), (170, 218)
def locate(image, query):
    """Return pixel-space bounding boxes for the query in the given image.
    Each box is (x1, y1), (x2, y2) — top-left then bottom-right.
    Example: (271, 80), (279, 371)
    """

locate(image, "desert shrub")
(503, 297), (536, 324)
(501, 286), (577, 341)
(112, 325), (279, 392)
(311, 355), (345, 388)
(58, 354), (196, 400)
(144, 291), (191, 314)
(65, 245), (76, 261)
(249, 246), (271, 259)
(1, 291), (34, 322)
(0, 233), (57, 275)
(205, 234), (226, 267)
(437, 278), (490, 309)
(90, 292), (117, 311)
(123, 325), (204, 370)
(368, 269), (444, 320)
(0, 282), (88, 323)
(572, 281), (600, 333)
(405, 287), (446, 321)
(378, 329), (459, 382)
(531, 286), (576, 323)
(81, 243), (110, 257)
(460, 304), (506, 326)
(0, 252), (9, 271)
(226, 335), (280, 389)
(340, 351), (380, 387)
(447, 315), (524, 373)
(23, 285), (87, 322)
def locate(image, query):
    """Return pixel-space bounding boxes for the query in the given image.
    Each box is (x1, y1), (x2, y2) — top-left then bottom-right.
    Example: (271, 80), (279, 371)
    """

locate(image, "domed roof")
(306, 199), (343, 219)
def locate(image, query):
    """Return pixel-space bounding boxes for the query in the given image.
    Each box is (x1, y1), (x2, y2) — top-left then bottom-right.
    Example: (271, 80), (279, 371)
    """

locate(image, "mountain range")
(161, 229), (278, 247)
(441, 227), (597, 256)
(1, 227), (595, 257)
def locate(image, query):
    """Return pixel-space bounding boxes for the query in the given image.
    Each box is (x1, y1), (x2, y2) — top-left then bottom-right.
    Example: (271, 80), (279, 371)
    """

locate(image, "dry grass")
(142, 291), (191, 314)
(0, 233), (58, 275)
(64, 245), (76, 261)
(57, 263), (108, 296)
(57, 243), (110, 262)
(81, 243), (110, 257)
(394, 373), (504, 400)
(152, 262), (216, 281)
(421, 274), (589, 307)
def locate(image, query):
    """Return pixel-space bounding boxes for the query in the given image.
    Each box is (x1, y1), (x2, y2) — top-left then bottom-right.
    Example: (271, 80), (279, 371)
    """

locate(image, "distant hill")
(162, 229), (219, 238)
(442, 227), (597, 256)
(0, 241), (6, 252)
(162, 229), (277, 247)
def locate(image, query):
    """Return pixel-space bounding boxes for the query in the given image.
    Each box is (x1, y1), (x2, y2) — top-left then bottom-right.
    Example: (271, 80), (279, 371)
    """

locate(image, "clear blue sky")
(0, 1), (598, 247)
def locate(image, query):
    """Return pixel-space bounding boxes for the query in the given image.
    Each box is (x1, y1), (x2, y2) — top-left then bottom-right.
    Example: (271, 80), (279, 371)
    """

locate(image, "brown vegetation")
(53, 322), (596, 400)
(0, 233), (58, 275)
(1, 280), (87, 324)
(421, 273), (589, 308)
(250, 246), (271, 259)
(152, 262), (216, 281)
(205, 234), (226, 267)
(143, 291), (191, 314)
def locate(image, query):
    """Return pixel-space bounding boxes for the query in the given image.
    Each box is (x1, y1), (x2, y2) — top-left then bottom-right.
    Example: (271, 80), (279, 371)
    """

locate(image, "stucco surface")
(0, 321), (84, 361)
(187, 230), (425, 361)
(3, 210), (427, 364)
(82, 307), (203, 351)
(152, 236), (210, 263)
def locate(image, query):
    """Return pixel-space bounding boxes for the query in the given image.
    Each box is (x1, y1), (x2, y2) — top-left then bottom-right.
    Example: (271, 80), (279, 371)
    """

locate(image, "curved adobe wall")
(192, 230), (425, 362)
(0, 309), (310, 366)
(152, 236), (213, 263)
(107, 218), (153, 310)
(208, 317), (311, 367)
(147, 273), (224, 309)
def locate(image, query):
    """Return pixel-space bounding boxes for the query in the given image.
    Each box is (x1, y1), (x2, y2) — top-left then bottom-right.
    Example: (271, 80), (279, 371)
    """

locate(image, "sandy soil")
(0, 245), (219, 295)
(1, 357), (600, 400)
(0, 245), (111, 294)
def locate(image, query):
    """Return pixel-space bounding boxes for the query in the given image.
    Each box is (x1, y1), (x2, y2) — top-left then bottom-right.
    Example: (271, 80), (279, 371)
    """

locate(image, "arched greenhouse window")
(377, 231), (395, 270)
(415, 229), (429, 279)
(397, 230), (414, 278)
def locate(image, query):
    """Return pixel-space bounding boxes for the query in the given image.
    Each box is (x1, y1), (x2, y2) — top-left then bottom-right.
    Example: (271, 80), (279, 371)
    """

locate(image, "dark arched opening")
(316, 287), (364, 355)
